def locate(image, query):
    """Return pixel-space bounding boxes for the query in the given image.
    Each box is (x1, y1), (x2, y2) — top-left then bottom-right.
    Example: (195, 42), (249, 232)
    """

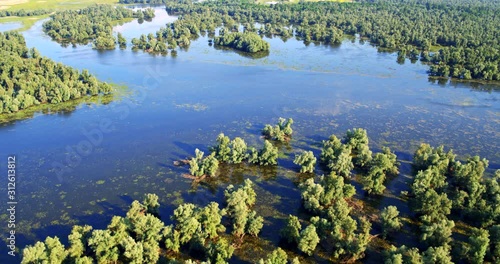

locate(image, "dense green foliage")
(188, 148), (219, 178)
(262, 117), (294, 142)
(210, 132), (278, 166)
(212, 133), (249, 164)
(21, 181), (264, 263)
(22, 194), (168, 264)
(258, 248), (288, 264)
(0, 9), (52, 18)
(248, 140), (279, 166)
(224, 179), (264, 241)
(160, 0), (500, 80)
(214, 31), (270, 53)
(299, 172), (355, 214)
(119, 0), (166, 3)
(320, 128), (399, 195)
(343, 128), (373, 168)
(293, 151), (316, 173)
(42, 5), (154, 49)
(380, 206), (402, 238)
(382, 143), (500, 264)
(280, 215), (301, 244)
(0, 32), (112, 114)
(298, 171), (371, 261)
(131, 33), (170, 54)
(320, 134), (353, 178)
(117, 32), (127, 48)
(362, 147), (399, 195)
(297, 224), (320, 256)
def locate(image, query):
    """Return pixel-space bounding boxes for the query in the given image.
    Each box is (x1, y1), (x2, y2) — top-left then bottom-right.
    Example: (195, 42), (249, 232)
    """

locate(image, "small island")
(214, 31), (270, 53)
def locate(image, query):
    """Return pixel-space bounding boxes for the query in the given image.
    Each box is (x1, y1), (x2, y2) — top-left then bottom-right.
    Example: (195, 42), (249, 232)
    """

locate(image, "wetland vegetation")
(20, 121), (500, 263)
(42, 5), (156, 49)
(0, 31), (112, 114)
(0, 0), (498, 263)
(159, 0), (500, 80)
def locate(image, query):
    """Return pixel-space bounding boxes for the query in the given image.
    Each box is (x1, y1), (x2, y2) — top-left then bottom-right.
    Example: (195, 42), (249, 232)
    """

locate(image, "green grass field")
(1, 0), (119, 11)
(0, 0), (120, 31)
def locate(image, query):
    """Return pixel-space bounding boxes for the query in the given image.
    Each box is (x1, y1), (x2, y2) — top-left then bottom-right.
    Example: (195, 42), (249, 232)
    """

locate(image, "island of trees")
(0, 31), (112, 114)
(119, 0), (167, 3)
(42, 5), (155, 49)
(0, 9), (52, 18)
(21, 119), (500, 263)
(214, 31), (270, 53)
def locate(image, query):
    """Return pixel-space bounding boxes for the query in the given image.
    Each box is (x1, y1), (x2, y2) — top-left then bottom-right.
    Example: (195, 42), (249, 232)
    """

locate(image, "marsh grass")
(0, 0), (122, 30)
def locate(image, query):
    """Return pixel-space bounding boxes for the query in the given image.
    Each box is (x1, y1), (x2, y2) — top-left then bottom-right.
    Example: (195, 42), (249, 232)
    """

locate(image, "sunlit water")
(0, 6), (498, 262)
(0, 22), (22, 32)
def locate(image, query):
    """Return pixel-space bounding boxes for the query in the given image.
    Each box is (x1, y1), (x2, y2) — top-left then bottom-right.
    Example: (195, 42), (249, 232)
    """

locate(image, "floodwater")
(0, 22), (22, 32)
(0, 6), (498, 263)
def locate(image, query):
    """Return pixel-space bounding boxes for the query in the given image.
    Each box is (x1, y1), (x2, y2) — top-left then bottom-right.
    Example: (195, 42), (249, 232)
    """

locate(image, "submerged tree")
(383, 245), (422, 264)
(67, 225), (93, 259)
(262, 118), (294, 142)
(343, 128), (372, 168)
(224, 179), (263, 240)
(214, 31), (270, 53)
(299, 172), (355, 214)
(230, 137), (248, 164)
(298, 224), (320, 256)
(412, 144), (455, 173)
(213, 133), (231, 162)
(280, 215), (302, 244)
(117, 32), (127, 48)
(467, 228), (489, 264)
(258, 247), (288, 264)
(249, 140), (279, 166)
(189, 149), (219, 178)
(143, 193), (160, 216)
(213, 133), (248, 164)
(422, 246), (453, 264)
(294, 151), (317, 173)
(381, 206), (402, 238)
(22, 237), (68, 264)
(448, 156), (488, 211)
(420, 217), (455, 247)
(363, 147), (399, 195)
(321, 134), (353, 178)
(206, 237), (235, 264)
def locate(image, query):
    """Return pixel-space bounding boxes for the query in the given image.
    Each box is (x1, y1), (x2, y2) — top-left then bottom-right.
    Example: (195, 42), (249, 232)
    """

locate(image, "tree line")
(119, 0), (167, 3)
(0, 32), (112, 114)
(42, 5), (155, 50)
(158, 0), (499, 80)
(0, 9), (52, 17)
